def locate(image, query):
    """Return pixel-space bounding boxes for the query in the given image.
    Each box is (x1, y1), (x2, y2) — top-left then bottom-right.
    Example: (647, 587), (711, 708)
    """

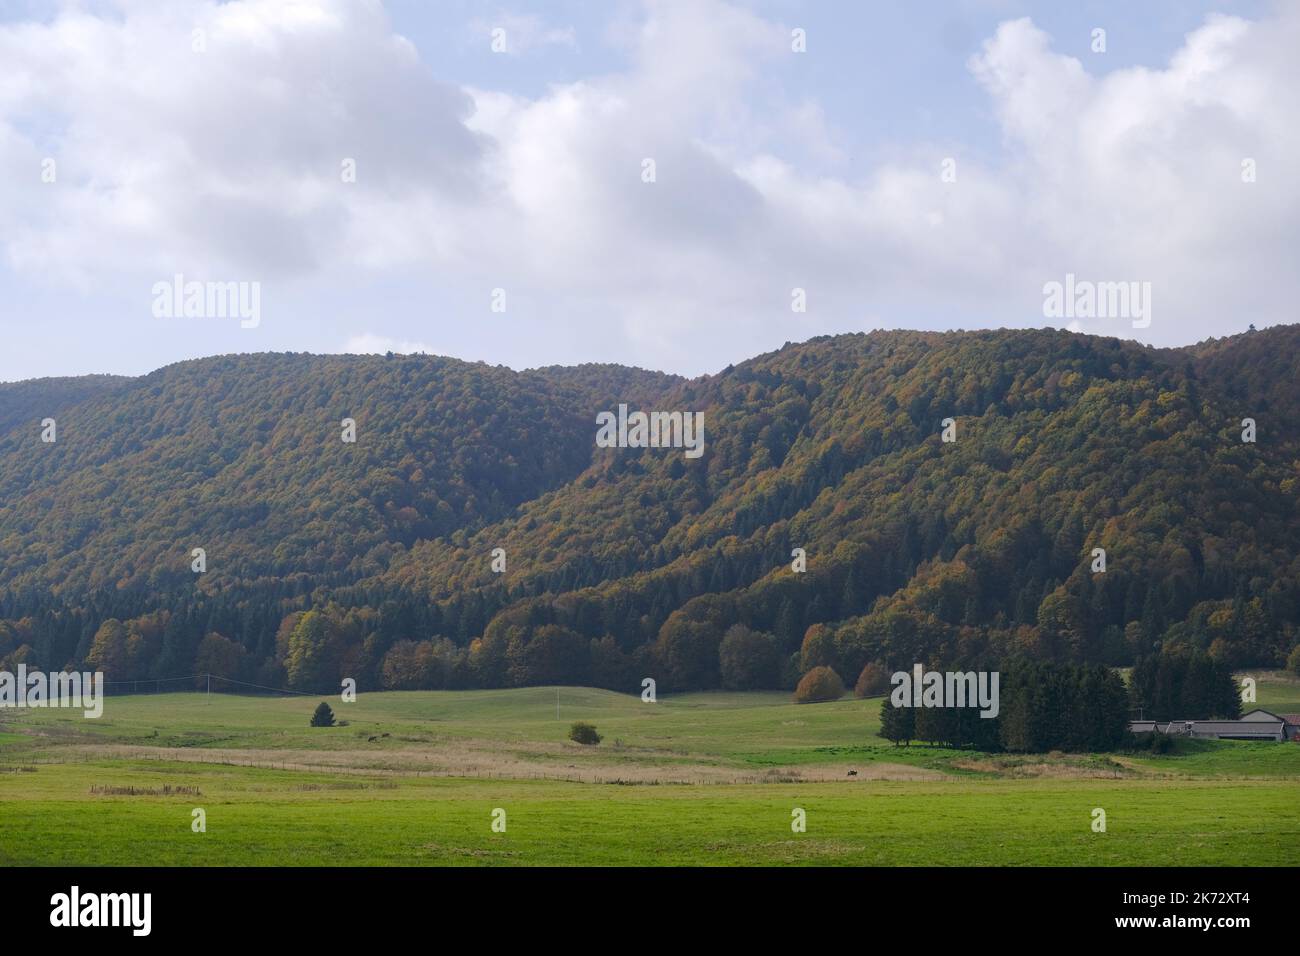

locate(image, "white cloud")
(0, 0), (1296, 374)
(0, 0), (483, 283)
(967, 13), (1300, 341)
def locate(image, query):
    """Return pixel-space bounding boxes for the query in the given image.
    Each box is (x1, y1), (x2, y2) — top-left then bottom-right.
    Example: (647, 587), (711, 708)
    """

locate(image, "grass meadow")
(2, 673), (1298, 866)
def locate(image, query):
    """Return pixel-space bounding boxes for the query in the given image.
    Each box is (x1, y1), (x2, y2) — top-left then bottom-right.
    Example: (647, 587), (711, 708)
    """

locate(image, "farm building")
(1128, 709), (1294, 741)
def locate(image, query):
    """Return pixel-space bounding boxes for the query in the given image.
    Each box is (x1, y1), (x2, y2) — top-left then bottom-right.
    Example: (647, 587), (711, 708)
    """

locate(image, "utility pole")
(207, 673), (210, 704)
(556, 686), (559, 721)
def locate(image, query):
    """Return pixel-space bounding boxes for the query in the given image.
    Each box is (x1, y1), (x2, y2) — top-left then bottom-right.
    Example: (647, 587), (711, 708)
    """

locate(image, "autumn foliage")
(793, 666), (844, 704)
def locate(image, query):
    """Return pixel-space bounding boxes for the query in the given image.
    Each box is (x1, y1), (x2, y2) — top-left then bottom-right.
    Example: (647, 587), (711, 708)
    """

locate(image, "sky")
(0, 0), (1294, 382)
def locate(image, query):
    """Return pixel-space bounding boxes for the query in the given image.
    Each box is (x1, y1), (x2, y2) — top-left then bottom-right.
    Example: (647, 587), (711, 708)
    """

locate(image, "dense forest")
(1, 326), (1297, 699)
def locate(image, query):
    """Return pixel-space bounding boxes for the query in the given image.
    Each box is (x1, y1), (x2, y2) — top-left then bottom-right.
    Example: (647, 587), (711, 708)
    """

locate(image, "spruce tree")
(879, 699), (914, 746)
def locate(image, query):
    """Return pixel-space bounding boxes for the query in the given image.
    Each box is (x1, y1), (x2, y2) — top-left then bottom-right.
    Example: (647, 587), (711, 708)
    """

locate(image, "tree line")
(878, 651), (1239, 752)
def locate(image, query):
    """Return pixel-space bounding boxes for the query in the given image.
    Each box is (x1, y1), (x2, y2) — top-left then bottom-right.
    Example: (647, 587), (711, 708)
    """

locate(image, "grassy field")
(2, 673), (1298, 866)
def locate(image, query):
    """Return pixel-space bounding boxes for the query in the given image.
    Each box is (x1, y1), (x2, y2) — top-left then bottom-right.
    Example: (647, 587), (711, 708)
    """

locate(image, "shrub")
(854, 661), (891, 698)
(310, 701), (336, 727)
(568, 721), (602, 745)
(1148, 732), (1175, 754)
(1128, 731), (1175, 754)
(793, 666), (844, 704)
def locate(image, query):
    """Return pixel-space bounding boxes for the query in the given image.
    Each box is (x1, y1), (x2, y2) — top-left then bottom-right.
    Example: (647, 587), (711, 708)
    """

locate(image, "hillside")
(0, 328), (1296, 691)
(0, 374), (131, 436)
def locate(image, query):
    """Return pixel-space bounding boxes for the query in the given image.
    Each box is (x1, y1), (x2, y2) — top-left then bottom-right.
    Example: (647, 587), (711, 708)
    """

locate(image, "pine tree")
(878, 698), (914, 746)
(310, 701), (336, 727)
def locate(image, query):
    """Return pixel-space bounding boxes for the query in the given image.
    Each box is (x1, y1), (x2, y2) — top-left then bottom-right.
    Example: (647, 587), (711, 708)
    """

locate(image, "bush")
(310, 701), (336, 727)
(1129, 731), (1174, 754)
(854, 661), (891, 698)
(793, 666), (844, 704)
(1288, 643), (1300, 679)
(568, 721), (602, 745)
(1148, 732), (1175, 754)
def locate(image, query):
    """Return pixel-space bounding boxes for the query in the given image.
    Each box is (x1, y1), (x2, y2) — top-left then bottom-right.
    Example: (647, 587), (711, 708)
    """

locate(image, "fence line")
(96, 673), (315, 697)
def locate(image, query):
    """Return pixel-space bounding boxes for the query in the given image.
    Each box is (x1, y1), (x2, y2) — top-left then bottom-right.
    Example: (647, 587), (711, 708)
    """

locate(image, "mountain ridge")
(0, 326), (1295, 692)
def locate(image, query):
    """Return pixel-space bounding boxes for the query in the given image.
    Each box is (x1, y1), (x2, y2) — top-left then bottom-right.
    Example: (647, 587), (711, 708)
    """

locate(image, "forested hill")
(0, 374), (131, 437)
(0, 328), (1296, 694)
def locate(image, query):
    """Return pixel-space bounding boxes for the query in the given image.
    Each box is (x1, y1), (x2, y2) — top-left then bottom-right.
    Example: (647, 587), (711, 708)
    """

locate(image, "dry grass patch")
(951, 755), (1133, 779)
(89, 783), (202, 796)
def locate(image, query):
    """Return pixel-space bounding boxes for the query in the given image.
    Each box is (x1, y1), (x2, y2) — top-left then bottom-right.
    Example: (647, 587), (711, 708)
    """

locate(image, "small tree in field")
(310, 701), (336, 727)
(568, 721), (602, 745)
(793, 666), (844, 704)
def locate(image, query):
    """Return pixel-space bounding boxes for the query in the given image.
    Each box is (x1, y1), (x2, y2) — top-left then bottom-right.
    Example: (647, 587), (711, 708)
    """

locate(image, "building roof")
(1128, 717), (1285, 736)
(1179, 720), (1282, 735)
(1240, 708), (1285, 722)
